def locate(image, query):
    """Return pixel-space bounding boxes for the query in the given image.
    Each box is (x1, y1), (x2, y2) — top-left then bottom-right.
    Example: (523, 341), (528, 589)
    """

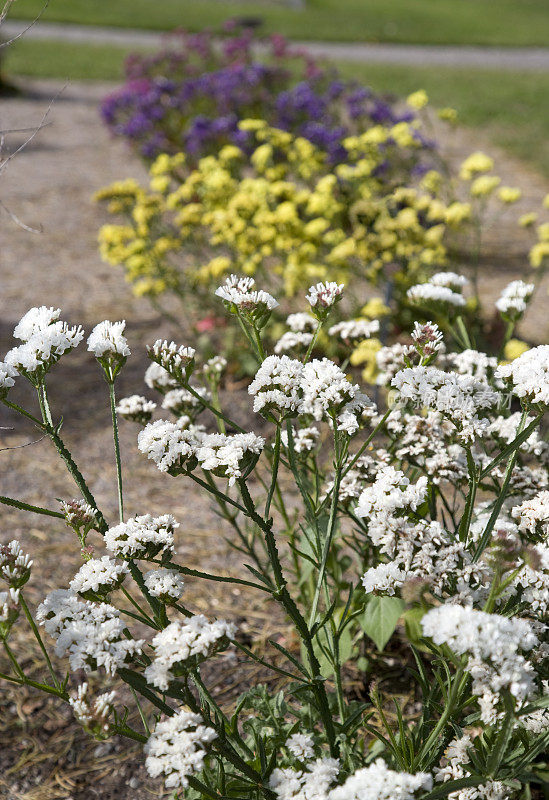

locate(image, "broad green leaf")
(360, 595), (404, 651)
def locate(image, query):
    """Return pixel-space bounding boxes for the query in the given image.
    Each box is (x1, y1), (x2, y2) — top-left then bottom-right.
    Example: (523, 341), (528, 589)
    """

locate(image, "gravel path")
(6, 19), (549, 70)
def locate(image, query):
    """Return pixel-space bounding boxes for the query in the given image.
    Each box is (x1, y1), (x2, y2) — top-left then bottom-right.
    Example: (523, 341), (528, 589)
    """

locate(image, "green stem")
(109, 381), (124, 524)
(0, 495), (64, 519)
(303, 321), (323, 364)
(19, 593), (59, 687)
(264, 424), (281, 519)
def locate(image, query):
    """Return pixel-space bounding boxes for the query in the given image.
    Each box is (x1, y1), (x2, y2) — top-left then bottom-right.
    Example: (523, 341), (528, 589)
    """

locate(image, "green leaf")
(360, 595), (404, 651)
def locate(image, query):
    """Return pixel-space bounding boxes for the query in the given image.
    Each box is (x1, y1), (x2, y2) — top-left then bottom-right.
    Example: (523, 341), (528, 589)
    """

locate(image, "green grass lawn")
(8, 0), (549, 46)
(5, 39), (549, 177)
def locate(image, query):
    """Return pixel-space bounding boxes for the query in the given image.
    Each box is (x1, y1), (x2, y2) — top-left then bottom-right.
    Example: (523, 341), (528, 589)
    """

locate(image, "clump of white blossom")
(116, 394), (156, 424)
(495, 280), (535, 321)
(143, 568), (185, 602)
(69, 682), (117, 738)
(144, 710), (217, 790)
(104, 514), (178, 559)
(496, 345), (549, 406)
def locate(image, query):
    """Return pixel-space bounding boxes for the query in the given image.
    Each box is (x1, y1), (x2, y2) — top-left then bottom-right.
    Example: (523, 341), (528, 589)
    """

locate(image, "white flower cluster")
(69, 556), (128, 598)
(376, 343), (415, 386)
(422, 605), (538, 723)
(203, 355), (227, 381)
(326, 450), (390, 503)
(306, 281), (344, 310)
(329, 759), (432, 800)
(300, 359), (372, 435)
(69, 682), (116, 737)
(216, 274), (278, 312)
(328, 318), (380, 344)
(0, 361), (17, 396)
(275, 331), (314, 355)
(144, 616), (236, 690)
(248, 355), (305, 419)
(270, 757), (339, 800)
(446, 349), (500, 384)
(495, 280), (535, 320)
(116, 394), (156, 424)
(430, 271), (469, 290)
(511, 490), (549, 539)
(60, 499), (99, 532)
(411, 320), (444, 359)
(392, 366), (500, 442)
(148, 339), (196, 383)
(144, 361), (178, 393)
(144, 568), (185, 601)
(286, 313), (317, 333)
(356, 466), (428, 541)
(0, 587), (20, 628)
(5, 307), (84, 381)
(37, 589), (144, 675)
(104, 514), (178, 559)
(280, 426), (320, 455)
(195, 431), (265, 485)
(287, 733), (315, 760)
(137, 419), (202, 474)
(407, 283), (466, 309)
(162, 386), (210, 418)
(0, 540), (33, 587)
(496, 345), (549, 406)
(434, 735), (509, 800)
(87, 320), (130, 359)
(488, 411), (549, 459)
(144, 710), (217, 790)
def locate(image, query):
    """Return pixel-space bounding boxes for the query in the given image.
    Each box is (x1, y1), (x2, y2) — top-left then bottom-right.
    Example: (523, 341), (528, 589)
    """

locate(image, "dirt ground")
(1, 78), (549, 800)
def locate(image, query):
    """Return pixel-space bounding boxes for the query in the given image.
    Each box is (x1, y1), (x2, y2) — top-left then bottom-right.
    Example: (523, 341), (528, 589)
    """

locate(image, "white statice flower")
(328, 759), (432, 800)
(356, 466), (428, 522)
(430, 271), (469, 290)
(0, 540), (33, 588)
(488, 412), (548, 459)
(69, 556), (128, 598)
(144, 361), (178, 393)
(300, 359), (371, 435)
(275, 331), (314, 355)
(194, 432), (265, 485)
(287, 733), (315, 760)
(144, 710), (217, 790)
(392, 366), (500, 442)
(326, 449), (390, 503)
(0, 588), (20, 629)
(0, 361), (17, 396)
(411, 320), (444, 359)
(376, 343), (416, 386)
(446, 350), (500, 385)
(162, 386), (210, 418)
(306, 281), (344, 311)
(249, 355), (304, 419)
(203, 355), (227, 381)
(281, 426), (320, 455)
(69, 682), (116, 737)
(511, 490), (549, 539)
(511, 543), (549, 616)
(496, 345), (549, 406)
(495, 280), (535, 320)
(270, 757), (339, 800)
(144, 568), (184, 602)
(362, 562), (408, 596)
(13, 306), (61, 340)
(286, 313), (317, 333)
(215, 274), (278, 314)
(105, 514), (179, 559)
(138, 419), (205, 474)
(329, 318), (380, 344)
(407, 283), (466, 309)
(116, 394), (156, 424)
(87, 320), (130, 359)
(434, 735), (511, 800)
(61, 499), (99, 532)
(144, 617), (236, 690)
(37, 589), (144, 675)
(5, 319), (85, 380)
(422, 604), (538, 723)
(148, 340), (195, 383)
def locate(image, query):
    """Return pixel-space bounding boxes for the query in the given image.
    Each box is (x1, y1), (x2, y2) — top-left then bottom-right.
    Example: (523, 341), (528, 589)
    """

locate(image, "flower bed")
(0, 272), (547, 799)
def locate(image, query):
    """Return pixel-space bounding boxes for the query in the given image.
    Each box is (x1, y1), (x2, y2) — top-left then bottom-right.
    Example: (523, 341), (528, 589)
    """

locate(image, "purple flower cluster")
(101, 25), (430, 166)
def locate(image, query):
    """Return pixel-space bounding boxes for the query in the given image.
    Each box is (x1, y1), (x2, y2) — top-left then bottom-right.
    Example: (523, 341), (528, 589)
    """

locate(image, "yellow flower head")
(529, 241), (549, 268)
(459, 152), (494, 181)
(349, 338), (382, 384)
(406, 90), (428, 110)
(503, 339), (529, 361)
(498, 187), (522, 204)
(537, 222), (549, 242)
(470, 175), (501, 197)
(445, 201), (472, 227)
(361, 297), (390, 319)
(519, 212), (538, 228)
(437, 107), (458, 123)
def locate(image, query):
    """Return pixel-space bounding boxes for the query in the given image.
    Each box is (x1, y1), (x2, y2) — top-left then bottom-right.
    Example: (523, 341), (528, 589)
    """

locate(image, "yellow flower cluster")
(96, 120), (465, 301)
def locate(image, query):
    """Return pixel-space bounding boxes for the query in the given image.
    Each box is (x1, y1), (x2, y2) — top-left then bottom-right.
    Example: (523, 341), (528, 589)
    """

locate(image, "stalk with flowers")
(0, 272), (548, 799)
